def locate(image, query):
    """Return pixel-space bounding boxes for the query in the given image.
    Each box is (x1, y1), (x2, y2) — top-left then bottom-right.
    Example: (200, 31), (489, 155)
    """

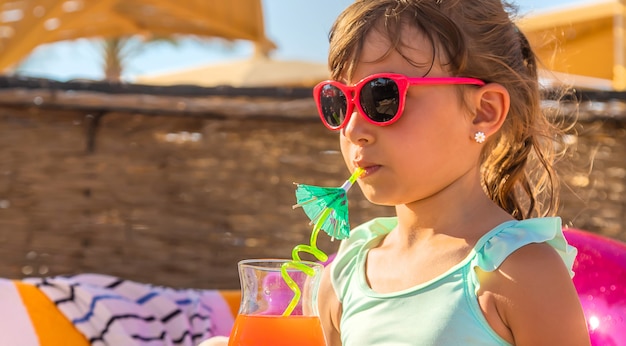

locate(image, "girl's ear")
(470, 83), (510, 138)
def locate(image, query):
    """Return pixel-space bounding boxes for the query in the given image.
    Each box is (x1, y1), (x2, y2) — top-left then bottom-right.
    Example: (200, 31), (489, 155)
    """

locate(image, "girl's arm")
(494, 242), (590, 345)
(318, 265), (343, 346)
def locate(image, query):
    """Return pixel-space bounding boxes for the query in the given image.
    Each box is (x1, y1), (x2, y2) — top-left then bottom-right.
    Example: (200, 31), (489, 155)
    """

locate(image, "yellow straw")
(280, 168), (364, 316)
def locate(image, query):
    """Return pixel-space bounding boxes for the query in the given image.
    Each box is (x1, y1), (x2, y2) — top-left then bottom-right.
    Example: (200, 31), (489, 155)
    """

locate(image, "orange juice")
(228, 314), (326, 346)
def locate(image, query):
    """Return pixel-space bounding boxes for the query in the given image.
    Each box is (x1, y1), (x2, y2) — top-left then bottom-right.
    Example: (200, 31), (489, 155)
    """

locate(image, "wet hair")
(328, 0), (567, 219)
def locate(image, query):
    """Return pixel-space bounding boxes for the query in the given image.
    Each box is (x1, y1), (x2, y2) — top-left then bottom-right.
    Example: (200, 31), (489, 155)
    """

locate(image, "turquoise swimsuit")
(330, 217), (577, 345)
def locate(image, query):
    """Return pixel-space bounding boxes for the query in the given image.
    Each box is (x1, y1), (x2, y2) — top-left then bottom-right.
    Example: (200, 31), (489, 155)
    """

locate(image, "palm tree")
(98, 36), (237, 83)
(98, 36), (179, 83)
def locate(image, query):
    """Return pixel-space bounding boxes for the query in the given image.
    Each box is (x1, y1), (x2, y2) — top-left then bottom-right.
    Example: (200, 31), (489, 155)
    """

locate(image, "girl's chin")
(359, 191), (396, 207)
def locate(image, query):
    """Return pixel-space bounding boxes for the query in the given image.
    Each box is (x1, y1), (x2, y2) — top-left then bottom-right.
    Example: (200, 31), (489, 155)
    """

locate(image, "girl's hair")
(328, 0), (568, 220)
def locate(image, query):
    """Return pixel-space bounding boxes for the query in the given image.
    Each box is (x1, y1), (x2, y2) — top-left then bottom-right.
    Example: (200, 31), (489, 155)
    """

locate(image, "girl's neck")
(393, 179), (513, 242)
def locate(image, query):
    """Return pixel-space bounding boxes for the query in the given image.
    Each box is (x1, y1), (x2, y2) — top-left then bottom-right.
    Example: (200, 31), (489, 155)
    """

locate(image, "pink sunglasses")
(313, 73), (485, 130)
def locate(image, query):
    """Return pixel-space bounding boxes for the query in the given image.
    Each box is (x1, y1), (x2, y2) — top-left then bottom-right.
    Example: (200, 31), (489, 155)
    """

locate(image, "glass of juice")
(228, 259), (326, 346)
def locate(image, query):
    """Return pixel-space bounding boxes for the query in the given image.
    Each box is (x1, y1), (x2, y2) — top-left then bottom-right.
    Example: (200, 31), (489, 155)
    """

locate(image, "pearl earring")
(474, 131), (486, 144)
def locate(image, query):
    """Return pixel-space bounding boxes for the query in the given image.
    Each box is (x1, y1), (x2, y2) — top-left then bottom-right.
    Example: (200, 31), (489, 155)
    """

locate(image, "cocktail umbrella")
(293, 167), (365, 241)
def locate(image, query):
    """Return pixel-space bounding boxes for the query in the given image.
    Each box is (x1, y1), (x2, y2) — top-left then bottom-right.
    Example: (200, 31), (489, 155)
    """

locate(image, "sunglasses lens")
(318, 84), (348, 128)
(359, 77), (400, 123)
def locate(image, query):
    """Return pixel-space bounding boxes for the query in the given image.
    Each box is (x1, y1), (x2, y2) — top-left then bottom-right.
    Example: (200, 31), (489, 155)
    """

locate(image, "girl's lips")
(357, 165), (381, 178)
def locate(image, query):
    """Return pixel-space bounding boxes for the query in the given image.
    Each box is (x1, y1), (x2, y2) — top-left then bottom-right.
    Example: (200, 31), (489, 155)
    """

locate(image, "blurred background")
(8, 0), (589, 83)
(0, 0), (624, 289)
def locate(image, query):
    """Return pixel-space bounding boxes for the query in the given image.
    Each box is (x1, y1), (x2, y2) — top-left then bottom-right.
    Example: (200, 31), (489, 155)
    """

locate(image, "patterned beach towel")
(0, 274), (236, 346)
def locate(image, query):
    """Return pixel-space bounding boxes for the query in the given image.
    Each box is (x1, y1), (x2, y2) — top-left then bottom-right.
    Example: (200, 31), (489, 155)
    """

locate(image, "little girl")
(203, 0), (591, 345)
(314, 0), (590, 345)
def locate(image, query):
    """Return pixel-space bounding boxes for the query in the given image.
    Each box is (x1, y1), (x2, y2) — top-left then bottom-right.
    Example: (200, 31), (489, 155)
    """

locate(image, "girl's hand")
(198, 336), (229, 346)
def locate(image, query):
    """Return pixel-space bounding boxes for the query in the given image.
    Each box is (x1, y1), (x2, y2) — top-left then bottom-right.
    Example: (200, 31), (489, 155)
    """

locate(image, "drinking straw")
(280, 168), (364, 316)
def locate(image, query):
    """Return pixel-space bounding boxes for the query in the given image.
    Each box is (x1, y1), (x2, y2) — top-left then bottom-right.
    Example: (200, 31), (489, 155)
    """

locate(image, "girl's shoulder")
(330, 217), (397, 301)
(474, 218), (591, 345)
(332, 216), (397, 262)
(338, 217), (397, 248)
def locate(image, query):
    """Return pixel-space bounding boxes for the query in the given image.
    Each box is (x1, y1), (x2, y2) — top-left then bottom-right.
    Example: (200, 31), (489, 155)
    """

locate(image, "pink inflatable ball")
(321, 253), (336, 267)
(260, 270), (307, 315)
(564, 229), (626, 346)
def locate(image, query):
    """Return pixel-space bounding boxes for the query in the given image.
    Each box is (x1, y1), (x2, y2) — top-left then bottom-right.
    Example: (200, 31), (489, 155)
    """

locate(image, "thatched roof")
(134, 57), (330, 88)
(0, 0), (274, 71)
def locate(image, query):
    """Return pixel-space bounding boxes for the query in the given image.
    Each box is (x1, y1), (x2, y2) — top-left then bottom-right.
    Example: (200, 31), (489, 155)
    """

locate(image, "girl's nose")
(342, 110), (375, 145)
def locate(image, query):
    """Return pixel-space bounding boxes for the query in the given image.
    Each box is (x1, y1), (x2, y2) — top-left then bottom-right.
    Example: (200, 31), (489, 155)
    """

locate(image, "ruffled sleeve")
(470, 217), (577, 288)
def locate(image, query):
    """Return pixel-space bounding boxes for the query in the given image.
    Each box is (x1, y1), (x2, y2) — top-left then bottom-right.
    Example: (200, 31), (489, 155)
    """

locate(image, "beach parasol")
(0, 0), (275, 71)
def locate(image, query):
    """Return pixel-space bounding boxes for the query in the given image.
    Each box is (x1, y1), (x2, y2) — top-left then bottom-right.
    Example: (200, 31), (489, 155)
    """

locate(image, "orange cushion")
(219, 289), (241, 318)
(15, 281), (88, 346)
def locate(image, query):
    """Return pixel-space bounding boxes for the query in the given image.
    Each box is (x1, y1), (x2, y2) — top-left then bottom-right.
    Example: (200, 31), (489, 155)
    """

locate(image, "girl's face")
(340, 25), (483, 207)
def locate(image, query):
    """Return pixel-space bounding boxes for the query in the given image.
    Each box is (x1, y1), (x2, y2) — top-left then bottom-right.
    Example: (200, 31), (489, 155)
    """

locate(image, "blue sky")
(15, 0), (590, 81)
